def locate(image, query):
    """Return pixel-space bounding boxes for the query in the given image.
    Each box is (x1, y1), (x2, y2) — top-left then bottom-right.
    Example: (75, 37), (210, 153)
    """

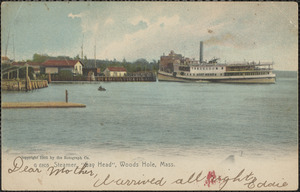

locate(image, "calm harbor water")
(1, 71), (298, 159)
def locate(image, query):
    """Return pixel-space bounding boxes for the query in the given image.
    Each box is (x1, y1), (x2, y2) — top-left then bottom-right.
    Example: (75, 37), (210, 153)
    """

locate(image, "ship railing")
(227, 62), (273, 66)
(254, 67), (273, 70)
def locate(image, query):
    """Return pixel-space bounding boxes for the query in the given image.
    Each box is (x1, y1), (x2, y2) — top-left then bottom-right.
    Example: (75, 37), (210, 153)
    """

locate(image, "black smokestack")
(200, 41), (203, 64)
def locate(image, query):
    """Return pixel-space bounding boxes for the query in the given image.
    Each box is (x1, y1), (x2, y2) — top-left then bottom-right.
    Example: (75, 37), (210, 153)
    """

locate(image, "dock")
(1, 79), (48, 91)
(96, 76), (156, 82)
(2, 102), (86, 109)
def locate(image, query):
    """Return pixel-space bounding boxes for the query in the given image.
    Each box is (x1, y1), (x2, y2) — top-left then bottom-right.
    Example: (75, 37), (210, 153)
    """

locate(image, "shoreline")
(2, 102), (86, 109)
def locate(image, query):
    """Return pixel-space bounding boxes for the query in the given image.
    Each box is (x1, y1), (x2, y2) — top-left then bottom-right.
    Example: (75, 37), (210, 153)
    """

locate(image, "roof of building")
(42, 60), (83, 67)
(106, 67), (127, 72)
(1, 56), (10, 61)
(11, 62), (26, 66)
(27, 62), (42, 66)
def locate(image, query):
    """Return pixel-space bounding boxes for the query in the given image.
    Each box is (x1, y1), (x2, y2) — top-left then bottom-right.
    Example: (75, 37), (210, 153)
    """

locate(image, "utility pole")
(25, 64), (29, 91)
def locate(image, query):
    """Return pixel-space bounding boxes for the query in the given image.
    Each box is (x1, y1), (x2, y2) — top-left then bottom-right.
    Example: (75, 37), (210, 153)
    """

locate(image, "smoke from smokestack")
(204, 32), (256, 49)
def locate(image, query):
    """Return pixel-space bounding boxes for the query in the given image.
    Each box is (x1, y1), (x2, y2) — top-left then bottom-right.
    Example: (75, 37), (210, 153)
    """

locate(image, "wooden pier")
(2, 102), (86, 109)
(1, 79), (48, 91)
(96, 76), (156, 82)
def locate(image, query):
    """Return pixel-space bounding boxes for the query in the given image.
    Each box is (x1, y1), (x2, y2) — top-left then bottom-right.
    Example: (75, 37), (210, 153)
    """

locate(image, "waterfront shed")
(104, 67), (127, 77)
(1, 56), (11, 64)
(41, 60), (84, 75)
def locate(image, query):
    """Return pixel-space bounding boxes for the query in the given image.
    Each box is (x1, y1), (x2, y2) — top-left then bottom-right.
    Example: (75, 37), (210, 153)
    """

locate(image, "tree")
(32, 53), (48, 63)
(122, 57), (127, 64)
(135, 58), (149, 65)
(74, 54), (80, 60)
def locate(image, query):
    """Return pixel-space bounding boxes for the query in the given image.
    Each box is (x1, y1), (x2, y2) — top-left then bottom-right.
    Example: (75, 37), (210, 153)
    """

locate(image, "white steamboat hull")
(158, 71), (276, 84)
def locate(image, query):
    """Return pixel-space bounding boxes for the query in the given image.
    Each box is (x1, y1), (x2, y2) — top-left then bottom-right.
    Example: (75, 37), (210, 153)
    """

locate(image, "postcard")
(1, 1), (298, 191)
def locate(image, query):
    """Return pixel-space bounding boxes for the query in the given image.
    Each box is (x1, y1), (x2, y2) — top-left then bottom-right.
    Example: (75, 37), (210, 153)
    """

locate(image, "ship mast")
(94, 38), (96, 68)
(81, 34), (84, 60)
(5, 30), (10, 58)
(12, 34), (15, 61)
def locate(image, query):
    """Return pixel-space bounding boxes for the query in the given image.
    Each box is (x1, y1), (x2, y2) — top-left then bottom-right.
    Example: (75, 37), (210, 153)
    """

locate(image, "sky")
(1, 2), (298, 71)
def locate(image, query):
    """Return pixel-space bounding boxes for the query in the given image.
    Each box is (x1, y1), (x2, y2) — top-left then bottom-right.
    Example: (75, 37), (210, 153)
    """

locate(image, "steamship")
(158, 41), (276, 83)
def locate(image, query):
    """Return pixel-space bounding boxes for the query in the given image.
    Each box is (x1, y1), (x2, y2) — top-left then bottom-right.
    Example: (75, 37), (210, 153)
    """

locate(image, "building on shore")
(83, 67), (101, 81)
(159, 50), (183, 73)
(104, 67), (127, 77)
(41, 60), (84, 75)
(1, 56), (12, 64)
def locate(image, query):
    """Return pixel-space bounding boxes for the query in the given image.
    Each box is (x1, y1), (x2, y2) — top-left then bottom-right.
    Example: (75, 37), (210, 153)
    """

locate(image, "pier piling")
(65, 90), (68, 103)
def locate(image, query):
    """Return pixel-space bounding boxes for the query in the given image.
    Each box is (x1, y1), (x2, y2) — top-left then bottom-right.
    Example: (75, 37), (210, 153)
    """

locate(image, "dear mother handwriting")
(8, 156), (288, 190)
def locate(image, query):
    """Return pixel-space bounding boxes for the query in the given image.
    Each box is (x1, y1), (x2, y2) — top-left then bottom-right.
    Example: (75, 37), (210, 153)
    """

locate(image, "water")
(1, 71), (298, 159)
